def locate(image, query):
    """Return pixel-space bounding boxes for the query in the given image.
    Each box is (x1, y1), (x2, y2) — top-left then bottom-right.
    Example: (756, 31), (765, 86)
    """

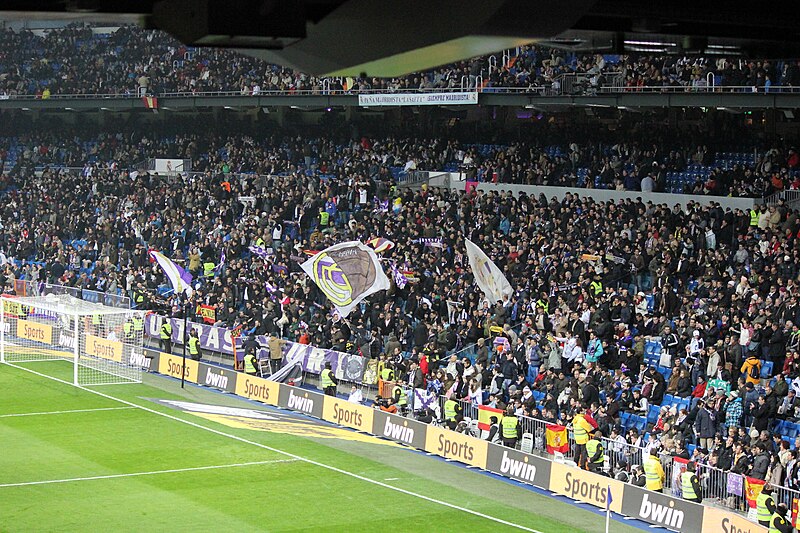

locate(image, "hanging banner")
(358, 92), (478, 107)
(726, 472), (743, 496)
(196, 304), (216, 324)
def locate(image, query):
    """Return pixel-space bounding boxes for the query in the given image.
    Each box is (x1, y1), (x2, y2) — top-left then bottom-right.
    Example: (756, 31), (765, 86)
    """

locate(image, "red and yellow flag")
(477, 405), (504, 431)
(142, 96), (158, 109)
(546, 424), (569, 454)
(744, 477), (766, 508)
(791, 497), (799, 527)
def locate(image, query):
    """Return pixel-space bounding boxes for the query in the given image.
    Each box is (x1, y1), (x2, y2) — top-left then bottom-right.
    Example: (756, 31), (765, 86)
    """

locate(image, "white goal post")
(0, 294), (146, 386)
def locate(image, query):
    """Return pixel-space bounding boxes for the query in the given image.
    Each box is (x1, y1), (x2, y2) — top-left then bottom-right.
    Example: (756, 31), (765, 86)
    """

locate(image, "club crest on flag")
(301, 241), (390, 317)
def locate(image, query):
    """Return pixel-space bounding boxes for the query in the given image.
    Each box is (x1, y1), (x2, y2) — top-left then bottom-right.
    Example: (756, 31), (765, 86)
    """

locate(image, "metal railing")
(763, 189), (800, 209)
(4, 82), (797, 101)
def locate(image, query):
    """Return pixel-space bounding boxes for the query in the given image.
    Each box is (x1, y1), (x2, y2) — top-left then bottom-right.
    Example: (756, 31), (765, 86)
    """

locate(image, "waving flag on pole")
(213, 248), (226, 276)
(366, 237), (395, 253)
(149, 250), (193, 297)
(465, 238), (513, 305)
(301, 241), (390, 317)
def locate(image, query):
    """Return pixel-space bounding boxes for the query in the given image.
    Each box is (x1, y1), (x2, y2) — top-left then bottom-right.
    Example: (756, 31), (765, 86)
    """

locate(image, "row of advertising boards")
(139, 348), (763, 533)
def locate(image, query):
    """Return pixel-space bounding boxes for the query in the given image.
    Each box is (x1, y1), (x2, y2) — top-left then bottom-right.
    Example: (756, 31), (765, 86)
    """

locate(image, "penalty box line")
(0, 459), (298, 488)
(4, 361), (544, 533)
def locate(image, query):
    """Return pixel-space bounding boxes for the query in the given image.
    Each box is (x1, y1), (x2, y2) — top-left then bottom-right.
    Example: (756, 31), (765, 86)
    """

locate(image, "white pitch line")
(5, 362), (545, 533)
(0, 459), (297, 488)
(0, 407), (135, 418)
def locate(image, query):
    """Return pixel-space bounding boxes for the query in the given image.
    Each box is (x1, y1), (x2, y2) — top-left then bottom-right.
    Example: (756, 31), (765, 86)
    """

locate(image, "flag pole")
(181, 297), (188, 389)
(605, 485), (611, 533)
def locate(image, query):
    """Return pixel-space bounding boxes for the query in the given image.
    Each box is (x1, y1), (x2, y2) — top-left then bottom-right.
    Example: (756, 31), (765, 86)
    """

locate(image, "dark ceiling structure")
(1, 0), (799, 76)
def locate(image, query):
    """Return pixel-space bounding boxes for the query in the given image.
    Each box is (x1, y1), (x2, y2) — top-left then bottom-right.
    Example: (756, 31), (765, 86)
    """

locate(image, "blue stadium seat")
(760, 361), (774, 378)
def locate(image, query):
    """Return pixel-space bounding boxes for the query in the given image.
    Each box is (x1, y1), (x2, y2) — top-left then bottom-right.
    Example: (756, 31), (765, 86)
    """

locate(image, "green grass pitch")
(0, 360), (643, 533)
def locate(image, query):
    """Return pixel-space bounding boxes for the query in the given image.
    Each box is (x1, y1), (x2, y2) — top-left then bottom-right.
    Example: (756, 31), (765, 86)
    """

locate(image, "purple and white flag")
(249, 245), (271, 259)
(149, 250), (193, 297)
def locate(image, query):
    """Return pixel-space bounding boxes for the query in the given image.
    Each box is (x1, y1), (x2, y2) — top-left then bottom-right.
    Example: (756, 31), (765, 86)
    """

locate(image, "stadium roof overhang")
(0, 1), (799, 76)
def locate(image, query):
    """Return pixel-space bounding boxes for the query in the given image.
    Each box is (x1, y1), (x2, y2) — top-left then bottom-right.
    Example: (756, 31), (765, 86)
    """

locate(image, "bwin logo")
(383, 418), (414, 444)
(129, 351), (151, 370)
(639, 494), (684, 529)
(287, 390), (314, 413)
(499, 451), (536, 482)
(205, 369), (228, 389)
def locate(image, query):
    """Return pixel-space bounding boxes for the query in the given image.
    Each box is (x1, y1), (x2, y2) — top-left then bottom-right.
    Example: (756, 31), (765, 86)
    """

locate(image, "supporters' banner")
(196, 304), (216, 325)
(727, 472), (743, 496)
(545, 424), (569, 454)
(708, 378), (731, 394)
(671, 457), (689, 497)
(300, 241), (390, 317)
(358, 92), (478, 107)
(465, 238), (513, 305)
(413, 389), (438, 414)
(149, 250), (193, 297)
(281, 340), (368, 383)
(144, 315), (237, 355)
(580, 254), (602, 262)
(477, 405), (504, 431)
(744, 476), (766, 508)
(411, 237), (444, 249)
(792, 497), (799, 528)
(249, 245), (272, 259)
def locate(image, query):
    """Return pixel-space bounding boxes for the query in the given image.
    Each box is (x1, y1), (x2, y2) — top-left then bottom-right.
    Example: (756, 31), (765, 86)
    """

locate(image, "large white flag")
(465, 238), (513, 305)
(301, 241), (390, 317)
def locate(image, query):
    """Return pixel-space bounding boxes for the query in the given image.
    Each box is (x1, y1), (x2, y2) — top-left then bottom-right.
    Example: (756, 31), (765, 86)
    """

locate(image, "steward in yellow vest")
(321, 362), (338, 396)
(643, 449), (665, 492)
(757, 486), (777, 527)
(681, 461), (701, 503)
(769, 503), (793, 533)
(585, 430), (604, 473)
(501, 406), (519, 448)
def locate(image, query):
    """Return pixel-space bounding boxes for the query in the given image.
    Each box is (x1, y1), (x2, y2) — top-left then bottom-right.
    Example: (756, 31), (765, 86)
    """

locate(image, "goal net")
(0, 294), (146, 386)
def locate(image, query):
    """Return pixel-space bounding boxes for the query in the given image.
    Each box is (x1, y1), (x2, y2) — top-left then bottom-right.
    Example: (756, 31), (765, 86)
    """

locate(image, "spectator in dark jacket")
(750, 444), (771, 480)
(752, 395), (772, 432)
(694, 401), (717, 450)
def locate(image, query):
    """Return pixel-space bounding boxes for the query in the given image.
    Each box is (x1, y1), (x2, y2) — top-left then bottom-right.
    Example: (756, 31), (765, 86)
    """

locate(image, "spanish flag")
(791, 497), (799, 527)
(477, 405), (504, 431)
(744, 476), (766, 508)
(546, 424), (569, 454)
(142, 96), (158, 110)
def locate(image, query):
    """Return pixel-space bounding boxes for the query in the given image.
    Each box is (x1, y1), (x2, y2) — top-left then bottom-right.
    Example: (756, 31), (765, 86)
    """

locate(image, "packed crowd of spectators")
(2, 118), (800, 502)
(2, 23), (800, 97)
(1, 114), (797, 199)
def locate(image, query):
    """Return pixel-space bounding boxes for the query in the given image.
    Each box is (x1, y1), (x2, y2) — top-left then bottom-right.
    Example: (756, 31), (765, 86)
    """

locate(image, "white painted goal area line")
(4, 362), (545, 533)
(0, 406), (135, 418)
(0, 459), (298, 488)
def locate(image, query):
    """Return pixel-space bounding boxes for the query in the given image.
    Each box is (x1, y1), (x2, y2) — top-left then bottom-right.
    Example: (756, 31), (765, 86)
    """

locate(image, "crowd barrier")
(137, 346), (765, 533)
